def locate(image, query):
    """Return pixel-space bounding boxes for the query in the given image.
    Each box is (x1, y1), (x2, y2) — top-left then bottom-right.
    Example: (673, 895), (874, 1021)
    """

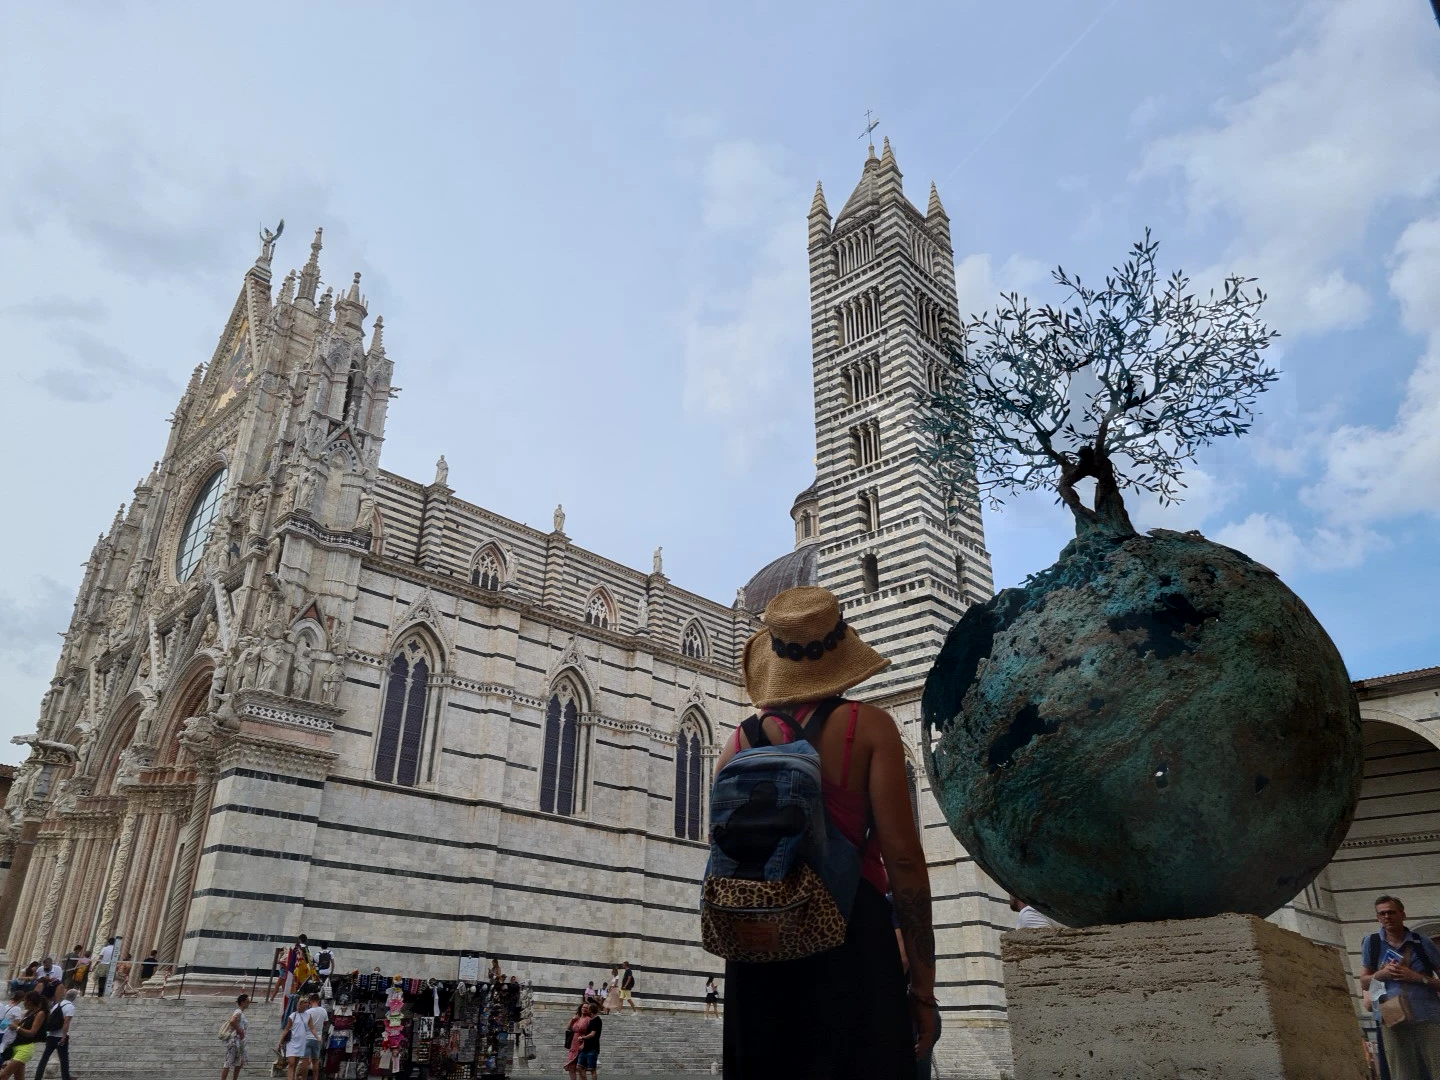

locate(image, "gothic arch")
(93, 703), (142, 795)
(539, 675), (588, 817)
(680, 619), (709, 661)
(374, 629), (442, 788)
(385, 600), (448, 671)
(583, 587), (616, 631)
(674, 708), (709, 840)
(469, 543), (507, 590)
(155, 660), (215, 766)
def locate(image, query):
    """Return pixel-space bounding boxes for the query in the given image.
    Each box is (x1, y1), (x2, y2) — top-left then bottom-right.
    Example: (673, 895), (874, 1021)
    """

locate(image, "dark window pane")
(396, 656), (428, 787)
(375, 653), (408, 783)
(540, 695), (561, 814)
(557, 699), (579, 816)
(687, 733), (703, 841)
(674, 734), (689, 837)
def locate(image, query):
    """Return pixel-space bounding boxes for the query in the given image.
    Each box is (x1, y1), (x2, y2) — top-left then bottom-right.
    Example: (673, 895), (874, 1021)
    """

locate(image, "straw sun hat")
(742, 586), (890, 707)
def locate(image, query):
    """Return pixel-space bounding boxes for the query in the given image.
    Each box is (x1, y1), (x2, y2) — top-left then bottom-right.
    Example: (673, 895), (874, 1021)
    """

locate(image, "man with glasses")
(1361, 895), (1440, 1078)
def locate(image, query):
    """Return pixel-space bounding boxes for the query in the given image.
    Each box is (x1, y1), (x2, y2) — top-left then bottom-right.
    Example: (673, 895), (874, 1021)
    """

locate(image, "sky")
(1, 0), (1438, 764)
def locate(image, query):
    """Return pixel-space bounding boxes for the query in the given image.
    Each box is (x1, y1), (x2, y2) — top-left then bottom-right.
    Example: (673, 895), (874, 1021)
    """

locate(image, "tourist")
(563, 1004), (590, 1077)
(1361, 894), (1440, 1079)
(301, 991), (328, 1080)
(619, 962), (636, 1013)
(220, 993), (250, 1080)
(576, 1001), (602, 1078)
(583, 981), (598, 1007)
(704, 976), (720, 1018)
(69, 950), (89, 995)
(36, 960), (61, 1002)
(716, 587), (938, 1079)
(59, 950), (79, 993)
(0, 991), (46, 1080)
(0, 987), (26, 1060)
(140, 949), (159, 983)
(94, 938), (116, 997)
(489, 958), (502, 983)
(1009, 894), (1060, 929)
(275, 998), (310, 1080)
(31, 989), (77, 1080)
(315, 944), (334, 983)
(114, 953), (135, 995)
(603, 968), (621, 1014)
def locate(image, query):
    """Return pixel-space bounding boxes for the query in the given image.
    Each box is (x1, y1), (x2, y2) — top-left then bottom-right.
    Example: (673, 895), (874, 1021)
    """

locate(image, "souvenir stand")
(300, 972), (533, 1080)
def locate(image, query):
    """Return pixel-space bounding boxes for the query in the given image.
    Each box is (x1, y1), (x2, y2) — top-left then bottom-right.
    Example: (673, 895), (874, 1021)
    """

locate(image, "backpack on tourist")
(700, 698), (867, 963)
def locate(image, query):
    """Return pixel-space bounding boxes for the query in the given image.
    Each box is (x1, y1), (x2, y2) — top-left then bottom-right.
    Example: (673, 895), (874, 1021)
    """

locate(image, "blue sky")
(1, 0), (1438, 762)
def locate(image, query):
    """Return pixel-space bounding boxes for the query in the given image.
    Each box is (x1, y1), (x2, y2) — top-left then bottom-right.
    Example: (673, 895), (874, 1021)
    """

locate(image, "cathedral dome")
(740, 545), (818, 616)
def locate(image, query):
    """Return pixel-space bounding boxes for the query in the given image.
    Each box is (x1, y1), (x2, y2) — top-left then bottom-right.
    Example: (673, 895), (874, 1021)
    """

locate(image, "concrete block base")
(1001, 912), (1367, 1079)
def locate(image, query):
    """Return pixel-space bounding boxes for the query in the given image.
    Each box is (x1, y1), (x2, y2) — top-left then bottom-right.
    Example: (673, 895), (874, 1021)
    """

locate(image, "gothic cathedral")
(1, 141), (1012, 1076)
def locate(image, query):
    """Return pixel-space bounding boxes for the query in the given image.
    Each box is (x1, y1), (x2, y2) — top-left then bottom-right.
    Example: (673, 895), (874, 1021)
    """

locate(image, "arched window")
(540, 680), (582, 815)
(375, 637), (432, 787)
(681, 622), (707, 661)
(861, 553), (879, 593)
(175, 468), (228, 581)
(584, 592), (612, 630)
(674, 716), (706, 840)
(471, 549), (502, 591)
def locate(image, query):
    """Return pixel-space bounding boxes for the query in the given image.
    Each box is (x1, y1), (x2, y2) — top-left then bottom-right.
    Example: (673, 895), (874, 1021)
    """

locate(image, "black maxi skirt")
(722, 881), (913, 1080)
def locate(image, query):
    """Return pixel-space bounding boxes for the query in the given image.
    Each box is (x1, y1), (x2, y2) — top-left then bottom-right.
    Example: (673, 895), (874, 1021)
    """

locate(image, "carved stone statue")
(114, 744), (153, 785)
(259, 219), (285, 263)
(434, 455), (449, 486)
(125, 558), (146, 597)
(256, 634), (292, 693)
(653, 547), (663, 576)
(636, 594), (649, 627)
(296, 468), (319, 514)
(355, 492), (376, 531)
(133, 683), (161, 746)
(207, 656), (229, 713)
(230, 635), (262, 692)
(320, 658), (344, 706)
(553, 504), (565, 533)
(291, 638), (315, 699)
(73, 718), (99, 773)
(247, 487), (270, 537)
(200, 614), (219, 648)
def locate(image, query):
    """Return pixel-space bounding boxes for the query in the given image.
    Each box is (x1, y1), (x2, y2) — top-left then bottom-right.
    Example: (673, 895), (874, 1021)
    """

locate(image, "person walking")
(562, 1004), (590, 1077)
(576, 1002), (602, 1079)
(0, 987), (26, 1060)
(0, 992), (46, 1080)
(1361, 894), (1440, 1079)
(94, 938), (116, 997)
(69, 950), (89, 995)
(301, 992), (328, 1080)
(276, 1000), (310, 1080)
(220, 993), (250, 1080)
(619, 962), (637, 1013)
(704, 977), (720, 1018)
(603, 969), (621, 1015)
(714, 587), (938, 1080)
(31, 989), (77, 1080)
(140, 950), (159, 984)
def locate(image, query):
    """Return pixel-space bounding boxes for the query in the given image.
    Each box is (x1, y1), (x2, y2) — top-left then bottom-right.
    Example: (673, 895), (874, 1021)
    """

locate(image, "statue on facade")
(291, 637), (315, 699)
(553, 504), (565, 533)
(73, 717), (99, 774)
(258, 219), (285, 263)
(295, 468), (319, 514)
(434, 455), (448, 486)
(229, 635), (262, 692)
(256, 633), (292, 693)
(636, 594), (649, 628)
(200, 613), (219, 649)
(320, 658), (344, 706)
(247, 487), (270, 538)
(207, 655), (229, 713)
(652, 547), (663, 576)
(355, 492), (376, 532)
(132, 682), (161, 746)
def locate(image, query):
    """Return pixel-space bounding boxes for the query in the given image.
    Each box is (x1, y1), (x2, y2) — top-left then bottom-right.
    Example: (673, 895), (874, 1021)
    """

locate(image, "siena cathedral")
(0, 139), (1034, 1073)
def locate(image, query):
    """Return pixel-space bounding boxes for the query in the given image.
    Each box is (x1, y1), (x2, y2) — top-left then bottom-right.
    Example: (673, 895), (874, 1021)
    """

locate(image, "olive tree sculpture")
(920, 231), (1278, 536)
(917, 233), (1362, 929)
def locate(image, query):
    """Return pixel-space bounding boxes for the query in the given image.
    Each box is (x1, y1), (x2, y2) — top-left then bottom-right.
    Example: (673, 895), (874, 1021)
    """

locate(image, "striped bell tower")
(807, 138), (994, 701)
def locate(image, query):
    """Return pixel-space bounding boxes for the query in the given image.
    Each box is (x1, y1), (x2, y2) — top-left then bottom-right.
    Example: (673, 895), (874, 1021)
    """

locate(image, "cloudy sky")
(1, 0), (1438, 763)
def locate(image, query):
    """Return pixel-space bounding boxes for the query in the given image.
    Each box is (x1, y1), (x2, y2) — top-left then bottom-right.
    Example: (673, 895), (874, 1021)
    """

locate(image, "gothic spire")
(335, 272), (368, 337)
(297, 227), (323, 306)
(808, 182), (831, 245)
(317, 286), (333, 322)
(926, 181), (952, 245)
(278, 269), (296, 305)
(876, 136), (904, 203)
(367, 315), (385, 358)
(836, 149), (881, 222)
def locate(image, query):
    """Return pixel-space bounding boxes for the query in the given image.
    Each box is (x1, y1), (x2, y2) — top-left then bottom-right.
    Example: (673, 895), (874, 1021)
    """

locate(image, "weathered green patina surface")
(921, 528), (1363, 927)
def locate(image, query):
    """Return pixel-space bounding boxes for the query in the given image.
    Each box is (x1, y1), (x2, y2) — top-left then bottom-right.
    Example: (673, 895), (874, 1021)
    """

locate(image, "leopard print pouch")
(701, 863), (848, 963)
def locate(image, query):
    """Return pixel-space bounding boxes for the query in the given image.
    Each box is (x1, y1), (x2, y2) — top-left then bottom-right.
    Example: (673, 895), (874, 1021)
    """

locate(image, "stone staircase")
(59, 994), (723, 1079)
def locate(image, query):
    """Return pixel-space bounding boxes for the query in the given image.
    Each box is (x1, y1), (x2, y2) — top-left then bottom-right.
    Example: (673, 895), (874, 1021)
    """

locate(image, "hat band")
(770, 617), (847, 662)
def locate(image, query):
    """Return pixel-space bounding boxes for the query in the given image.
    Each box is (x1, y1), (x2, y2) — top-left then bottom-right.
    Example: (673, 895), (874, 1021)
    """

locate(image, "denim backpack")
(700, 698), (867, 963)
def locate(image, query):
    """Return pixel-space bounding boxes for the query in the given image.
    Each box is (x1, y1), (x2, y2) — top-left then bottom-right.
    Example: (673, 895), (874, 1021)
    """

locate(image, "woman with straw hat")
(715, 586), (938, 1079)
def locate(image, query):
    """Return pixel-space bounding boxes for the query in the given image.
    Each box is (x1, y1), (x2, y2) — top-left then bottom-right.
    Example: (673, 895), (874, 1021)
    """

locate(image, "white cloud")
(1142, 0), (1440, 335)
(680, 141), (810, 466)
(952, 252), (1049, 321)
(1212, 512), (1378, 576)
(1308, 215), (1440, 521)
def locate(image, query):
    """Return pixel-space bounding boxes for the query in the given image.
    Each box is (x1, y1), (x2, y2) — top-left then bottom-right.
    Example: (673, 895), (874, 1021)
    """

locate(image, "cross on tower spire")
(858, 109), (880, 151)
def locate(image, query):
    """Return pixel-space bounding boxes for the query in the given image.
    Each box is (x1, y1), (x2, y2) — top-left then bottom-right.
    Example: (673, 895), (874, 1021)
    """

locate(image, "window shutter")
(375, 654), (408, 783)
(540, 695), (562, 814)
(557, 699), (580, 816)
(396, 656), (429, 787)
(687, 733), (703, 840)
(673, 735), (689, 837)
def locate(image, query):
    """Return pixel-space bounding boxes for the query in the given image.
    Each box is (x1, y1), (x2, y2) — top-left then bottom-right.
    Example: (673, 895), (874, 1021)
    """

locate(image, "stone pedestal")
(1001, 912), (1367, 1080)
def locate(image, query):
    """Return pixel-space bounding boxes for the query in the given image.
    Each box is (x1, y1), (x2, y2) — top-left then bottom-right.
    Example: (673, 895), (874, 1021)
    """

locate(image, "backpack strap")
(1363, 932), (1381, 972)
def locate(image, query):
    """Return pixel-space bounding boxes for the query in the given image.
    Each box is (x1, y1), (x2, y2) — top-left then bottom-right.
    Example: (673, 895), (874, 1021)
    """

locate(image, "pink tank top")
(731, 701), (889, 895)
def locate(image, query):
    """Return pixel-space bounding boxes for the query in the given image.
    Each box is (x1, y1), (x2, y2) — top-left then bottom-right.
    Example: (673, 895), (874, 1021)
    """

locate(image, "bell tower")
(806, 138), (994, 700)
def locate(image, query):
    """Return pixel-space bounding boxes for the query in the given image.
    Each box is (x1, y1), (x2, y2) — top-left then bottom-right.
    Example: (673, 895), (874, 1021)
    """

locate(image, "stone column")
(157, 769), (215, 966)
(29, 834), (72, 961)
(92, 811), (137, 953)
(0, 819), (41, 951)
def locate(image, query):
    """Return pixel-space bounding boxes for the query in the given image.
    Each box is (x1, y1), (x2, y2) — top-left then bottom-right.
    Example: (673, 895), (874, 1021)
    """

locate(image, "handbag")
(1380, 992), (1411, 1028)
(563, 1028), (573, 1050)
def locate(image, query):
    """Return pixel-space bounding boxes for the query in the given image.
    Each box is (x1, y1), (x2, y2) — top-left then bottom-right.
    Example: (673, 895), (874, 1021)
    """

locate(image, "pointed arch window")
(375, 637), (432, 787)
(584, 592), (612, 630)
(540, 681), (583, 815)
(175, 467), (228, 581)
(681, 622), (708, 661)
(674, 715), (706, 840)
(471, 549), (503, 591)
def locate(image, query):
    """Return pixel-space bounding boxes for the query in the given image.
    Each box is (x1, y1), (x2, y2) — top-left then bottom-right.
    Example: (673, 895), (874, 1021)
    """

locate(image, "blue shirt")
(1364, 930), (1440, 1024)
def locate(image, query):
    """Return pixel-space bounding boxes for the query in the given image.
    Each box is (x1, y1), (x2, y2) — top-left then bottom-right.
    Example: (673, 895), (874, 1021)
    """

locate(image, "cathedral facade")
(1, 141), (1017, 1074)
